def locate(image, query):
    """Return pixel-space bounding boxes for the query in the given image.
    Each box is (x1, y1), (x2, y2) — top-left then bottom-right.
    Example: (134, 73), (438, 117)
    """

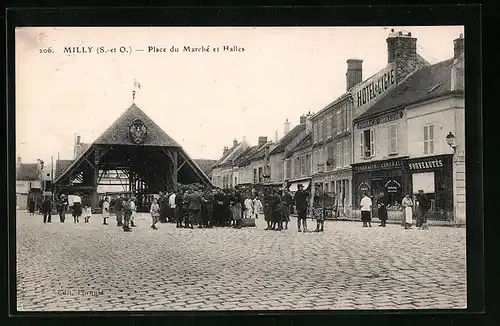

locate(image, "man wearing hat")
(294, 184), (310, 232)
(56, 194), (68, 223)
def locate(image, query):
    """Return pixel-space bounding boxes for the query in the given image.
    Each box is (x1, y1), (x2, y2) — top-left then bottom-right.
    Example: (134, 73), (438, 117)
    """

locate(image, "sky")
(16, 26), (464, 164)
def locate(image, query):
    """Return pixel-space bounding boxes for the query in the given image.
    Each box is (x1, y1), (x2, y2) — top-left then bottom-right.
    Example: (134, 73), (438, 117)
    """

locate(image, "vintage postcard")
(15, 26), (467, 312)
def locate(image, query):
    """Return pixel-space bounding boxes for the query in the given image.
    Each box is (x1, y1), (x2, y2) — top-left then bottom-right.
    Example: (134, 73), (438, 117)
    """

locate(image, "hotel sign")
(356, 110), (403, 129)
(353, 159), (405, 172)
(352, 63), (396, 109)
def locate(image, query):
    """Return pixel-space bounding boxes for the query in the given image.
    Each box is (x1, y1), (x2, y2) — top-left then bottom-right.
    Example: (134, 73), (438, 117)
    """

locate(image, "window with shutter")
(326, 114), (332, 138)
(343, 139), (349, 166)
(330, 114), (335, 137)
(346, 106), (351, 131)
(423, 124), (435, 155)
(333, 111), (337, 136)
(369, 129), (375, 157)
(314, 123), (319, 143)
(388, 124), (398, 154)
(337, 142), (342, 167)
(337, 110), (341, 135)
(360, 132), (364, 158)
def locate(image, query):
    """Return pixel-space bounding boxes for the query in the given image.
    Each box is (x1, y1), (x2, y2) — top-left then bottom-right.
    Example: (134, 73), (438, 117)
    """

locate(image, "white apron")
(405, 206), (413, 224)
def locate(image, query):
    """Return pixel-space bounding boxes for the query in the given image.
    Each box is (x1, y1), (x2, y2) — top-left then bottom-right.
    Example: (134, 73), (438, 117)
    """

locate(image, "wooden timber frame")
(54, 144), (212, 210)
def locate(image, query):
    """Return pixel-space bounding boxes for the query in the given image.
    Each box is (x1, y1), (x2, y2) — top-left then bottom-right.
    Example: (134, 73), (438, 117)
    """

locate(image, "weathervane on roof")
(132, 79), (141, 103)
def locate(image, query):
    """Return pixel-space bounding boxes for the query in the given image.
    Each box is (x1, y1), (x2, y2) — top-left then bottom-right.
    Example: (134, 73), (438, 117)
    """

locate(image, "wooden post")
(172, 150), (178, 191)
(92, 147), (100, 209)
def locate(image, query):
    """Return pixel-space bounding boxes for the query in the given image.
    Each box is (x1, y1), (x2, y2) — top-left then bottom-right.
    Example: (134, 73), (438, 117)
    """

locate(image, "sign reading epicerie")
(352, 63), (396, 108)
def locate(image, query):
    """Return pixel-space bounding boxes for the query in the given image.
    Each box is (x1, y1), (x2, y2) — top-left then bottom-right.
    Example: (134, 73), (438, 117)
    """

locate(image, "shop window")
(360, 129), (375, 158)
(343, 139), (349, 167)
(388, 124), (398, 155)
(423, 124), (435, 155)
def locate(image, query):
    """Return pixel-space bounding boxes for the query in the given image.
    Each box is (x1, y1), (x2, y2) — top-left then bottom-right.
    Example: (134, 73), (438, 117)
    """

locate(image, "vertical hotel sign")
(351, 63), (397, 109)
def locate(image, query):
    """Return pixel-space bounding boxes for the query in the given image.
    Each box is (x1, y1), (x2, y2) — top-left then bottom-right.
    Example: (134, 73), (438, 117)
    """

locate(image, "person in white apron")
(102, 197), (110, 225)
(130, 196), (137, 227)
(401, 194), (414, 229)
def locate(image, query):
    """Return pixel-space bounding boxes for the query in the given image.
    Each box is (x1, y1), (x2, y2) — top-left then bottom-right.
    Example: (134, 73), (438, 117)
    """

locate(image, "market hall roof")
(55, 159), (74, 179)
(354, 58), (458, 122)
(94, 103), (181, 147)
(54, 103), (212, 186)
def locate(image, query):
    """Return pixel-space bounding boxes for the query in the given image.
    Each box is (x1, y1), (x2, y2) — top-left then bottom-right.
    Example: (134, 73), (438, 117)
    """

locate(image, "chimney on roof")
(299, 115), (307, 124)
(454, 33), (465, 60)
(233, 139), (238, 147)
(223, 146), (229, 155)
(387, 30), (420, 83)
(258, 136), (268, 148)
(274, 131), (279, 142)
(284, 119), (291, 134)
(76, 135), (81, 145)
(346, 59), (363, 90)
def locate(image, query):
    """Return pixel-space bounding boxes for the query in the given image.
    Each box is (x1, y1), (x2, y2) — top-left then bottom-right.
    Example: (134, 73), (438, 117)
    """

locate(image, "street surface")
(16, 211), (467, 311)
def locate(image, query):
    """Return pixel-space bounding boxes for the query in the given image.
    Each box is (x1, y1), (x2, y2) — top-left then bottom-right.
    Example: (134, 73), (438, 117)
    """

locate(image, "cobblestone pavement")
(16, 211), (467, 311)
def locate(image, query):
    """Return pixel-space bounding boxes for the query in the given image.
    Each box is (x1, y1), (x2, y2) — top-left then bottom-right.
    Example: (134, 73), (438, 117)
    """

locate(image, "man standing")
(213, 188), (224, 227)
(263, 189), (274, 230)
(122, 195), (133, 232)
(56, 194), (68, 223)
(281, 189), (293, 230)
(169, 190), (177, 224)
(377, 192), (388, 227)
(189, 189), (203, 229)
(72, 193), (82, 223)
(204, 189), (215, 228)
(114, 194), (124, 227)
(294, 184), (309, 232)
(175, 189), (185, 228)
(360, 192), (373, 227)
(416, 189), (430, 230)
(183, 190), (193, 229)
(41, 196), (52, 223)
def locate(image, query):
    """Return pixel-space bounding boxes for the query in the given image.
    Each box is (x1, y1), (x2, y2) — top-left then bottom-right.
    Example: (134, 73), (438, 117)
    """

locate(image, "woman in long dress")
(401, 194), (414, 229)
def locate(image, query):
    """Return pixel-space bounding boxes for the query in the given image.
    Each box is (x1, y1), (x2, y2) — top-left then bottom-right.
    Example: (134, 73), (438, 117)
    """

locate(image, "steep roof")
(269, 123), (306, 155)
(75, 143), (90, 158)
(94, 103), (181, 147)
(193, 159), (217, 177)
(247, 141), (274, 163)
(55, 159), (73, 179)
(235, 145), (260, 167)
(213, 141), (248, 167)
(16, 163), (39, 181)
(354, 58), (458, 121)
(286, 133), (312, 158)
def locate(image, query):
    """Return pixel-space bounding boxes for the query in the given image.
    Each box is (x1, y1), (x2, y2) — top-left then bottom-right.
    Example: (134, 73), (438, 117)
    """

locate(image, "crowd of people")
(33, 184), (432, 232)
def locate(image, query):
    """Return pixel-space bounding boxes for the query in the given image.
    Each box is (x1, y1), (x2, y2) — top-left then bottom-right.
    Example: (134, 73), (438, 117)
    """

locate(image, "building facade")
(352, 34), (465, 223)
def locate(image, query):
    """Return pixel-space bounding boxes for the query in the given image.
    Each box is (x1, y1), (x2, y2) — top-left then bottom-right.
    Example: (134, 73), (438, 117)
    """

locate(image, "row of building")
(211, 30), (466, 224)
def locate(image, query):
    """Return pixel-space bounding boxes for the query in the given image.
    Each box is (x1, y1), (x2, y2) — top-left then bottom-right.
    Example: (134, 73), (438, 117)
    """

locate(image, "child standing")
(252, 195), (262, 219)
(244, 194), (254, 219)
(102, 197), (110, 225)
(150, 198), (160, 230)
(83, 197), (92, 223)
(130, 196), (137, 227)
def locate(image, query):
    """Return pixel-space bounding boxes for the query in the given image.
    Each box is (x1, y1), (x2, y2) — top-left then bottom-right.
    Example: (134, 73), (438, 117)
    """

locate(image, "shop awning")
(289, 180), (311, 192)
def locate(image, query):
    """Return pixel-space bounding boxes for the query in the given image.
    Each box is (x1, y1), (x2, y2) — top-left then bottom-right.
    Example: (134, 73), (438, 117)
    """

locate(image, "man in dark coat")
(41, 196), (52, 223)
(183, 190), (193, 229)
(56, 194), (68, 223)
(263, 189), (274, 230)
(281, 189), (293, 230)
(203, 189), (215, 228)
(294, 184), (310, 232)
(222, 190), (232, 227)
(377, 192), (389, 227)
(114, 194), (124, 227)
(175, 189), (185, 228)
(189, 189), (203, 228)
(213, 188), (225, 227)
(416, 189), (430, 230)
(271, 190), (282, 231)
